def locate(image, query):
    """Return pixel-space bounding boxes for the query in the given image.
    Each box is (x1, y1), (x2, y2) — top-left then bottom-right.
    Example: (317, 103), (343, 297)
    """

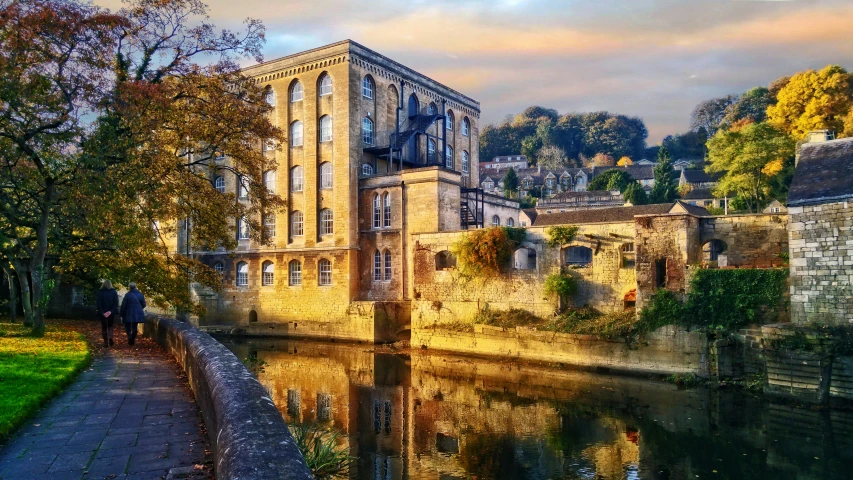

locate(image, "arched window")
(362, 117), (374, 145)
(320, 162), (333, 189)
(290, 121), (303, 147)
(262, 261), (274, 286)
(445, 145), (453, 169)
(265, 86), (276, 107)
(372, 194), (381, 229)
(362, 164), (374, 176)
(373, 250), (382, 281)
(507, 217), (515, 227)
(427, 139), (436, 163)
(263, 170), (275, 193)
(290, 211), (304, 237)
(384, 250), (392, 281)
(428, 102), (437, 115)
(320, 209), (333, 235)
(289, 260), (302, 286)
(238, 175), (249, 198)
(702, 239), (728, 262)
(383, 193), (391, 228)
(236, 262), (248, 286)
(492, 215), (500, 226)
(461, 151), (469, 175)
(435, 251), (456, 270)
(318, 259), (332, 285)
(362, 76), (374, 99)
(264, 214), (275, 238)
(446, 110), (454, 131)
(514, 248), (537, 270)
(462, 117), (470, 136)
(564, 246), (593, 266)
(238, 217), (250, 240)
(621, 243), (635, 268)
(318, 74), (332, 96)
(290, 81), (303, 102)
(319, 115), (332, 142)
(213, 262), (224, 274)
(214, 176), (225, 194)
(290, 166), (304, 192)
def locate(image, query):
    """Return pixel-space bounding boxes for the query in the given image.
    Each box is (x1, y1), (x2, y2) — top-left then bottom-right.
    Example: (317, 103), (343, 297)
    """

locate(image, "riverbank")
(0, 320), (90, 440)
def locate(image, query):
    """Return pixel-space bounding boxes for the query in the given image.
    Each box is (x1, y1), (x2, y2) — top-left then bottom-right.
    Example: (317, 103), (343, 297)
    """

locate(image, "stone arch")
(248, 310), (258, 323)
(702, 239), (728, 263)
(513, 247), (537, 270)
(435, 250), (456, 270)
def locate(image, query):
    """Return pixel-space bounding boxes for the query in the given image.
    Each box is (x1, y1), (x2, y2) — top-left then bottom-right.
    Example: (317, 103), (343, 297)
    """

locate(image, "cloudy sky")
(96, 0), (853, 143)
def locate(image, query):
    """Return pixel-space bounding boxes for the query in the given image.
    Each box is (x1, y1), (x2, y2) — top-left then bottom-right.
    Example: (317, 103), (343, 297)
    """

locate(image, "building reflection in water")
(218, 337), (853, 480)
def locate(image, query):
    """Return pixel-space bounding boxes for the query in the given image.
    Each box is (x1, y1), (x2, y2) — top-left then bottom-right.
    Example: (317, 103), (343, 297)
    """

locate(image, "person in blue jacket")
(120, 282), (146, 346)
(96, 280), (119, 348)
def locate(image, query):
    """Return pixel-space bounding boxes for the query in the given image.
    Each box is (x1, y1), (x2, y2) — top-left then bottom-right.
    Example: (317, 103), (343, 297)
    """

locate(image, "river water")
(217, 337), (853, 480)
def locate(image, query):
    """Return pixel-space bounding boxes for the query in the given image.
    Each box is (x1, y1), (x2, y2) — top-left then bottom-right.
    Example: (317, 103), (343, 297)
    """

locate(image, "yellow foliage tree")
(617, 156), (633, 166)
(767, 65), (853, 139)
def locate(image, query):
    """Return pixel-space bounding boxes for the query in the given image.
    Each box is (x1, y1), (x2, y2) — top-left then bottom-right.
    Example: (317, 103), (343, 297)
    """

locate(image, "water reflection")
(218, 337), (853, 479)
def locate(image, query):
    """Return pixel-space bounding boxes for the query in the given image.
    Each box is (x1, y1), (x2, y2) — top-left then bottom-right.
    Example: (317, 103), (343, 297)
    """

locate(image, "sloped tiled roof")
(671, 200), (711, 216)
(532, 203), (675, 226)
(592, 165), (655, 180)
(681, 169), (720, 184)
(521, 209), (538, 223)
(681, 187), (716, 200)
(788, 138), (853, 206)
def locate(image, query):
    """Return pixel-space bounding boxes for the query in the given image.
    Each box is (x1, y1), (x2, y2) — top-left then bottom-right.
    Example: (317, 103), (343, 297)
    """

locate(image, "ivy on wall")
(452, 227), (527, 278)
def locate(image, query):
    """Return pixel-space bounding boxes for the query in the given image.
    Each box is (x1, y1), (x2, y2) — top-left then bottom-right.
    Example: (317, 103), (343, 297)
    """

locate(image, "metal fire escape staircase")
(460, 187), (484, 229)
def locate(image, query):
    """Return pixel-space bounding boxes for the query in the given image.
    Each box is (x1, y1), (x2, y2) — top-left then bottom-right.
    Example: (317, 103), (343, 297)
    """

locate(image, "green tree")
(588, 170), (634, 192)
(690, 95), (739, 136)
(649, 147), (678, 203)
(706, 122), (796, 213)
(720, 87), (774, 130)
(502, 167), (519, 198)
(623, 182), (649, 205)
(767, 64), (853, 139)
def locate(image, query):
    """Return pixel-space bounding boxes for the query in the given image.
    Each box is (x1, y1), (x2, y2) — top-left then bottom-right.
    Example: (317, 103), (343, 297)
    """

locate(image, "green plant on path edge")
(289, 421), (353, 479)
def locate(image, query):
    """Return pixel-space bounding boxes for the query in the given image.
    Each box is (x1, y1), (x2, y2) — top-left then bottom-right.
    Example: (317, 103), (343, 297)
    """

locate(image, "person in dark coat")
(96, 280), (119, 348)
(120, 282), (146, 346)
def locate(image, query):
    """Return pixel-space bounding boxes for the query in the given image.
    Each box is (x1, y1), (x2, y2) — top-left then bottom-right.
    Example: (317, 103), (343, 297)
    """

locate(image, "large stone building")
(188, 40), (517, 340)
(787, 135), (853, 326)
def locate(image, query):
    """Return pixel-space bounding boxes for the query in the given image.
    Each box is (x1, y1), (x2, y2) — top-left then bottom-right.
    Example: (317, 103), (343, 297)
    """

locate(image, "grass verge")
(0, 321), (91, 440)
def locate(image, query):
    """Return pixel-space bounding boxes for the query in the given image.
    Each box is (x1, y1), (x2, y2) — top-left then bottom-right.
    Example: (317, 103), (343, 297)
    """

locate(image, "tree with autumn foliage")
(706, 122), (795, 213)
(767, 65), (853, 139)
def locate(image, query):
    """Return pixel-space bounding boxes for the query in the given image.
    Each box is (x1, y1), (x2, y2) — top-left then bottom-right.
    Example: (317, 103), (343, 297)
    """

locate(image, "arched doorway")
(702, 239), (728, 263)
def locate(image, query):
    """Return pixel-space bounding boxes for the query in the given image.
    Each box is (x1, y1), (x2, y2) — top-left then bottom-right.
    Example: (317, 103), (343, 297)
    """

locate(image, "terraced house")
(188, 40), (517, 341)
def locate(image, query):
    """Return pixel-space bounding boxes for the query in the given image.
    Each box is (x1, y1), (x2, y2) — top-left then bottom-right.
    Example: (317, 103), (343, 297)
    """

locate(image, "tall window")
(362, 117), (374, 145)
(373, 194), (381, 229)
(427, 139), (436, 163)
(446, 111), (454, 130)
(263, 170), (276, 193)
(236, 262), (248, 286)
(290, 166), (304, 192)
(373, 250), (382, 281)
(264, 214), (275, 238)
(319, 74), (332, 96)
(290, 211), (304, 237)
(238, 175), (249, 198)
(319, 115), (332, 142)
(507, 217), (515, 227)
(238, 217), (249, 240)
(320, 162), (333, 189)
(290, 121), (303, 147)
(383, 193), (391, 228)
(492, 215), (500, 226)
(320, 209), (333, 235)
(384, 250), (392, 281)
(362, 164), (374, 176)
(362, 76), (374, 99)
(262, 261), (274, 286)
(621, 243), (635, 268)
(428, 102), (437, 115)
(214, 176), (225, 193)
(462, 151), (469, 174)
(445, 145), (453, 169)
(318, 259), (332, 286)
(290, 81), (303, 102)
(265, 87), (275, 107)
(462, 117), (470, 136)
(289, 260), (302, 286)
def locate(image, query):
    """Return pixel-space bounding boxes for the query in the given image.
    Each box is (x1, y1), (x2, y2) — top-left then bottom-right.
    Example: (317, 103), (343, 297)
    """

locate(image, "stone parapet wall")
(788, 201), (853, 325)
(144, 316), (313, 480)
(412, 323), (709, 376)
(700, 213), (788, 267)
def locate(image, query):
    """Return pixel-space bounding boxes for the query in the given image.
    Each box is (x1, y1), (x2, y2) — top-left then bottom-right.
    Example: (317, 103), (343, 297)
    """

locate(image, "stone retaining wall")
(144, 316), (313, 480)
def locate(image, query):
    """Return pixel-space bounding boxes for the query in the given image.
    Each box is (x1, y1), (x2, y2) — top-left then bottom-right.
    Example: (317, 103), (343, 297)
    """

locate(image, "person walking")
(96, 280), (119, 348)
(120, 282), (146, 346)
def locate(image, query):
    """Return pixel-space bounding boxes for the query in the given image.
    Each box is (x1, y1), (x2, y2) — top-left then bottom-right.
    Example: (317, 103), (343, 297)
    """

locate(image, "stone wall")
(144, 316), (313, 480)
(635, 213), (699, 307)
(788, 200), (853, 325)
(700, 213), (789, 267)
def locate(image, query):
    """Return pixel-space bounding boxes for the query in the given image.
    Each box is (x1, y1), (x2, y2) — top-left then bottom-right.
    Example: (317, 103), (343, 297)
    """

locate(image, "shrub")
(289, 422), (352, 479)
(639, 289), (686, 328)
(545, 225), (579, 247)
(543, 272), (577, 300)
(474, 306), (543, 329)
(453, 227), (526, 278)
(684, 268), (788, 331)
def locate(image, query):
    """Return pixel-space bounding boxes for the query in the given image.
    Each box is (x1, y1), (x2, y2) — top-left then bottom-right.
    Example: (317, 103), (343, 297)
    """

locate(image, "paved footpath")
(0, 350), (210, 480)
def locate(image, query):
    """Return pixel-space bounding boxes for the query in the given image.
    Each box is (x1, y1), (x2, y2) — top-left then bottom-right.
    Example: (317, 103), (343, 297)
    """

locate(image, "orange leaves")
(453, 227), (526, 278)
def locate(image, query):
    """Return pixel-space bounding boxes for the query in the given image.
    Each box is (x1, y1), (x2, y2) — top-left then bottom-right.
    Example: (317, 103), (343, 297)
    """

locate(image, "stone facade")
(788, 201), (853, 325)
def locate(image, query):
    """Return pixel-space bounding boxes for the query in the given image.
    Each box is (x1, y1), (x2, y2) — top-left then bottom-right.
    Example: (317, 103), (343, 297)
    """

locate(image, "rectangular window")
(384, 254), (391, 281)
(374, 253), (382, 281)
(262, 271), (274, 286)
(289, 262), (302, 286)
(319, 261), (332, 286)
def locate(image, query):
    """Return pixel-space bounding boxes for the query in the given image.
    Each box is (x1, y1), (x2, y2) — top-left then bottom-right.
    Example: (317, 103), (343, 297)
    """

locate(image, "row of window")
(362, 77), (472, 136)
(289, 116), (332, 146)
(372, 193), (392, 229)
(224, 259), (332, 287)
(265, 75), (331, 106)
(490, 215), (516, 227)
(215, 164), (334, 197)
(373, 250), (393, 282)
(236, 209), (334, 240)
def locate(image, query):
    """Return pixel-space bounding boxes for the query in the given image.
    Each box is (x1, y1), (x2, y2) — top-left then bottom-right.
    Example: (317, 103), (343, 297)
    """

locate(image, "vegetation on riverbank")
(289, 422), (352, 479)
(0, 321), (90, 440)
